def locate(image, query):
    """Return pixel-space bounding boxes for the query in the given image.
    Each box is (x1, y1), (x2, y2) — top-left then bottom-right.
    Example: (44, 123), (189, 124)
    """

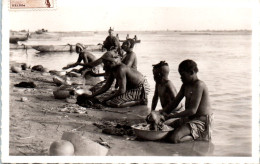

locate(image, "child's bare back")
(158, 80), (182, 110)
(151, 61), (182, 112)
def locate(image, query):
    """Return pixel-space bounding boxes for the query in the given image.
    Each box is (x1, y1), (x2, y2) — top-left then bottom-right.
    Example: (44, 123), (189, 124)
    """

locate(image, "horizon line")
(11, 29), (252, 32)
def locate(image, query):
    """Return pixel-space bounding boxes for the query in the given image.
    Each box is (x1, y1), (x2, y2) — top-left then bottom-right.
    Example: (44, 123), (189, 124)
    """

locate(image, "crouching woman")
(78, 51), (150, 108)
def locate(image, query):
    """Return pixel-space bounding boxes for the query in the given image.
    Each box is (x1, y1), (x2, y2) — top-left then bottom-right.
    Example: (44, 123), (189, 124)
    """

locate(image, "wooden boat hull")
(32, 44), (103, 52)
(119, 40), (141, 43)
(35, 31), (43, 34)
(32, 45), (73, 52)
(10, 44), (33, 49)
(9, 36), (29, 44)
(35, 29), (47, 34)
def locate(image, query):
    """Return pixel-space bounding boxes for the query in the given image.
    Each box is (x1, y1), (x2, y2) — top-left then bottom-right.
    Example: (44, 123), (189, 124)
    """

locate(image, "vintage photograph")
(2, 0), (259, 163)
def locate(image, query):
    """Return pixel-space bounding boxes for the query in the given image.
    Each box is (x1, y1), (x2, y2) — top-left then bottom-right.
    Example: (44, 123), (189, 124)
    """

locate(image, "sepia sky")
(9, 0), (253, 31)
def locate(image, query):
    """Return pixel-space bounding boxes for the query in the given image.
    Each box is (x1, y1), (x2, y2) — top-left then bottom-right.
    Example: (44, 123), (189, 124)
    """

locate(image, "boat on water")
(119, 39), (141, 43)
(10, 44), (33, 49)
(32, 45), (73, 52)
(35, 29), (48, 34)
(9, 33), (29, 44)
(32, 44), (103, 52)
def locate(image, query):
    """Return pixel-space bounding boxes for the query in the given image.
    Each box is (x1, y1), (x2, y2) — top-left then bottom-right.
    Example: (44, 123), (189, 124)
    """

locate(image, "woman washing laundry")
(62, 43), (98, 74)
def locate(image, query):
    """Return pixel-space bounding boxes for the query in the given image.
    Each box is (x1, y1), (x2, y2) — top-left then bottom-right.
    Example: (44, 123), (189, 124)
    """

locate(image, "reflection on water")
(190, 141), (215, 156)
(168, 141), (215, 156)
(9, 31), (252, 156)
(127, 140), (215, 156)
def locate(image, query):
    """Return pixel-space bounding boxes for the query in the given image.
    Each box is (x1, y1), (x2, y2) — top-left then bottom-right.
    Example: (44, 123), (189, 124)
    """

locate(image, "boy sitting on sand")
(149, 59), (213, 143)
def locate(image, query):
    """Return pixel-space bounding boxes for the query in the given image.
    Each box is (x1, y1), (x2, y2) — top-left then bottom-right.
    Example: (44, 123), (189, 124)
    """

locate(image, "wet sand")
(9, 62), (214, 156)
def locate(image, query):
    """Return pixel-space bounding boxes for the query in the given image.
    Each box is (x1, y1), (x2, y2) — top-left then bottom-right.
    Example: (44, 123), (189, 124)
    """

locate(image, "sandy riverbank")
(8, 62), (214, 156)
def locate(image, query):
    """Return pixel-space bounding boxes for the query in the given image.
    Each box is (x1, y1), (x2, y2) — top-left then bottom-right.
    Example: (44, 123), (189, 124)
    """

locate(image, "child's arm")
(167, 81), (184, 111)
(151, 83), (159, 111)
(63, 55), (82, 69)
(163, 84), (185, 114)
(90, 74), (115, 98)
(102, 69), (126, 102)
(167, 81), (205, 118)
(75, 54), (83, 65)
(84, 58), (103, 68)
(82, 70), (106, 77)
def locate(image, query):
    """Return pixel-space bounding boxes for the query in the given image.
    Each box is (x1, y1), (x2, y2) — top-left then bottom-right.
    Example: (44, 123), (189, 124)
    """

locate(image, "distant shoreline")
(10, 30), (252, 33)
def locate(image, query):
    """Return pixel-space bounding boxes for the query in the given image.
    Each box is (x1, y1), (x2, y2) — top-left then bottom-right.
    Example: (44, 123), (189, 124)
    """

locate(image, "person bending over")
(78, 51), (150, 108)
(62, 43), (97, 74)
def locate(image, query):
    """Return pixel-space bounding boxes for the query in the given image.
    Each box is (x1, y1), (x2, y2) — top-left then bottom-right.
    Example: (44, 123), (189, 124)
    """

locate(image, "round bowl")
(131, 123), (174, 141)
(49, 140), (74, 156)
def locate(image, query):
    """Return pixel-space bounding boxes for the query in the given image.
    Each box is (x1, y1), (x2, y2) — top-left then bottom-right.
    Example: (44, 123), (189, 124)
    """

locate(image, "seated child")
(151, 61), (183, 112)
(146, 61), (183, 129)
(161, 59), (213, 143)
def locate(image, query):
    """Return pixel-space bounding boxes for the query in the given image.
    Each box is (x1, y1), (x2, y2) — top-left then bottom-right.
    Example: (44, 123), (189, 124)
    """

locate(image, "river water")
(9, 31), (252, 156)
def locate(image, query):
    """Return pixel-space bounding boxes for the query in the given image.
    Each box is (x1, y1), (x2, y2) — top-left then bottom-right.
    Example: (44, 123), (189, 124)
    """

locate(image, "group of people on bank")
(62, 27), (213, 143)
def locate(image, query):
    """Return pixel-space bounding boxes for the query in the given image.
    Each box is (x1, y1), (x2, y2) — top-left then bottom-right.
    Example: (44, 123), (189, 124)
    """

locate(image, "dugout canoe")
(9, 34), (29, 44)
(32, 44), (103, 52)
(10, 44), (33, 49)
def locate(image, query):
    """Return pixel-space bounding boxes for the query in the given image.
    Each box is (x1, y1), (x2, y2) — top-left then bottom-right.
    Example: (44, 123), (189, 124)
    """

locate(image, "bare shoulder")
(195, 80), (208, 90)
(165, 80), (174, 88)
(127, 51), (136, 58)
(83, 50), (92, 55)
(131, 51), (136, 56)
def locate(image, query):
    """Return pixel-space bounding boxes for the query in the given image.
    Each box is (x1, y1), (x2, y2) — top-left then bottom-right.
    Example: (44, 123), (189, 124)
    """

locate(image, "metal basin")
(131, 123), (174, 141)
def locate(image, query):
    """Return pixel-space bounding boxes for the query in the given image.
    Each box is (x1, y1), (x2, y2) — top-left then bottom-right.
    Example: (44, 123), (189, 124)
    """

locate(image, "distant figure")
(83, 40), (137, 94)
(78, 51), (150, 108)
(150, 59), (213, 143)
(45, 0), (51, 7)
(62, 43), (97, 74)
(82, 28), (123, 69)
(150, 61), (183, 112)
(103, 27), (122, 56)
(126, 34), (129, 40)
(121, 39), (137, 70)
(133, 35), (138, 41)
(116, 34), (119, 39)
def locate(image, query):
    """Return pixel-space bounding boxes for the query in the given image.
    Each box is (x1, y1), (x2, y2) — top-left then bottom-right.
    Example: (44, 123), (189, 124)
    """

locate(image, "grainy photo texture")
(2, 0), (259, 163)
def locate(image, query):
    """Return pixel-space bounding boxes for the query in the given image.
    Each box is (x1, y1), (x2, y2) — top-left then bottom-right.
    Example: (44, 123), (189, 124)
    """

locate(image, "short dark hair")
(152, 61), (169, 69)
(178, 59), (198, 73)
